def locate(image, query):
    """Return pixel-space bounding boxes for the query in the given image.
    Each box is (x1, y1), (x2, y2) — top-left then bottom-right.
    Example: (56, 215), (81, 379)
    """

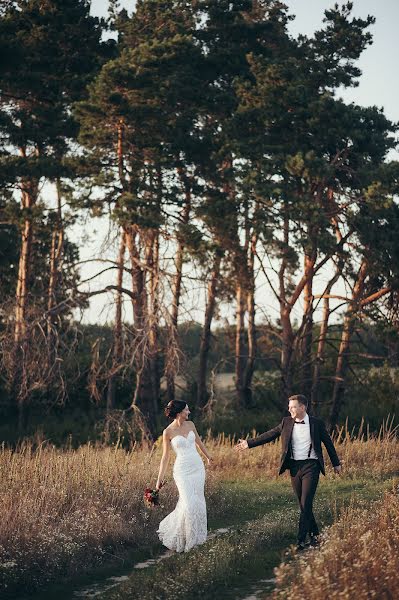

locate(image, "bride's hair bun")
(164, 400), (187, 419)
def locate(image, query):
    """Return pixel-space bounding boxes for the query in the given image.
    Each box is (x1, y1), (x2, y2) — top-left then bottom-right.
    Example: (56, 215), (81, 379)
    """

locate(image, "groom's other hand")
(334, 464), (342, 475)
(234, 439), (249, 452)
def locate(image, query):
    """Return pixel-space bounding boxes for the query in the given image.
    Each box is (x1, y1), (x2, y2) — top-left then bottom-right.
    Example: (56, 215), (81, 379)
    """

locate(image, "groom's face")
(288, 400), (306, 420)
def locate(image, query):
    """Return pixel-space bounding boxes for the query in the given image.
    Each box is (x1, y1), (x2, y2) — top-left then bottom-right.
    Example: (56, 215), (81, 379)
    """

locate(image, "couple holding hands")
(155, 395), (341, 553)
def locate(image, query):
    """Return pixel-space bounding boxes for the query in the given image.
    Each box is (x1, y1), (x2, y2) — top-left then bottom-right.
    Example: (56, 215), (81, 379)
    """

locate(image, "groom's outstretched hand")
(234, 439), (249, 452)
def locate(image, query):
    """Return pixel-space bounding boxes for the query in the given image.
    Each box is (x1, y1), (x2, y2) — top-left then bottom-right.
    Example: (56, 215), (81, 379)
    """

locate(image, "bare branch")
(255, 249), (283, 305)
(79, 286), (138, 301)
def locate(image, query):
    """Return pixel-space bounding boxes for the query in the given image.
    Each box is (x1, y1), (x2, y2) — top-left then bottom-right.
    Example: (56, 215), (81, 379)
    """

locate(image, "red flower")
(143, 487), (160, 506)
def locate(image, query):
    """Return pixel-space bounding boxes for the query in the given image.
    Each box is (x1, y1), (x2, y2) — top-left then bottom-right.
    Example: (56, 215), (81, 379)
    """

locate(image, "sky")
(78, 0), (399, 326)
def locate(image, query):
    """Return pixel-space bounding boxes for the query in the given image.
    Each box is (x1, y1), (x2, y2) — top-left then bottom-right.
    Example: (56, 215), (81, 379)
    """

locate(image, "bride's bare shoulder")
(163, 426), (173, 439)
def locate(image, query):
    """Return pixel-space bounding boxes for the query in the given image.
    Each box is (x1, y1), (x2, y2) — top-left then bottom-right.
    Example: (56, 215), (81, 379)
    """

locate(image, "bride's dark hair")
(164, 400), (187, 419)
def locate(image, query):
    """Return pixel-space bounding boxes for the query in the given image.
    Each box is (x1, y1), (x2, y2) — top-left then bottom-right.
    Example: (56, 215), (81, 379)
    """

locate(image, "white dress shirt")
(291, 413), (318, 460)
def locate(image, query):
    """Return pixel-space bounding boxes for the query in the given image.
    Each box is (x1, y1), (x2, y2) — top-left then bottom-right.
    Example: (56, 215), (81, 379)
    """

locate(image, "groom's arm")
(247, 420), (283, 449)
(319, 419), (341, 467)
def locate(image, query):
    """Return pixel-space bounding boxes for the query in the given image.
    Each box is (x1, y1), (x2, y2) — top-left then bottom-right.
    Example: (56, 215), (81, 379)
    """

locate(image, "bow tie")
(294, 420), (306, 424)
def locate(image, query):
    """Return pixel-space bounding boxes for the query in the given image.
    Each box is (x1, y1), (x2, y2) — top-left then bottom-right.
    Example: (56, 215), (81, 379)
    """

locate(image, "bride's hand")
(235, 439), (249, 451)
(206, 457), (213, 468)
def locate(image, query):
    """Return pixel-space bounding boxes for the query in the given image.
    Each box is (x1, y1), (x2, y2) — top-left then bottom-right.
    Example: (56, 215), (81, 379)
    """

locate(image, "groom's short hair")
(288, 394), (308, 407)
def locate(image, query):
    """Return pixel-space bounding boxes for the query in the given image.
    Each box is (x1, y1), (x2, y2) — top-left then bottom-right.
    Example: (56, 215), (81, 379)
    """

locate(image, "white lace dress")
(157, 430), (207, 552)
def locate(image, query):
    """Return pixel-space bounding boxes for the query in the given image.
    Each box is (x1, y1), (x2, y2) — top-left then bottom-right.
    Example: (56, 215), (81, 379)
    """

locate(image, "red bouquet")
(144, 487), (159, 506)
(143, 481), (165, 507)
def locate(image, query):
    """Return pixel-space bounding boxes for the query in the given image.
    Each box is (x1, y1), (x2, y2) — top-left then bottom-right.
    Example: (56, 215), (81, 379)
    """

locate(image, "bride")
(155, 400), (212, 553)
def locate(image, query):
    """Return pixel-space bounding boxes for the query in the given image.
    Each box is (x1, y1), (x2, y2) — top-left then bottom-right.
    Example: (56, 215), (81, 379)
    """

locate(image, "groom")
(235, 394), (342, 551)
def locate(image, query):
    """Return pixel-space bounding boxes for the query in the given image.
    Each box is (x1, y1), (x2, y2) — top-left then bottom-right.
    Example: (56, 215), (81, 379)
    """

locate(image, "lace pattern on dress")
(157, 430), (207, 553)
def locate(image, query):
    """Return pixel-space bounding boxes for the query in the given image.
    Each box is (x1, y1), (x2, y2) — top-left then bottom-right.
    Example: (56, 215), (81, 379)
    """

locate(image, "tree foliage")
(0, 0), (398, 439)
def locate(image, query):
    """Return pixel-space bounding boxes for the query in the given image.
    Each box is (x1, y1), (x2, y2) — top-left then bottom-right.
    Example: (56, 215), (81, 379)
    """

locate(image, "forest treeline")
(1, 0), (399, 442)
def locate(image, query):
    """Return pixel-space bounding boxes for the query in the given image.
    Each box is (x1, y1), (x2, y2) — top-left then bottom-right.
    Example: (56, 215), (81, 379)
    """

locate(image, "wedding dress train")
(157, 430), (207, 552)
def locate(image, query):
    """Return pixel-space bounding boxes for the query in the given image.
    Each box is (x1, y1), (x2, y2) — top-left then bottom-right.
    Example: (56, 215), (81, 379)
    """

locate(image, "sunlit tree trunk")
(311, 208), (344, 414)
(166, 167), (191, 401)
(278, 200), (294, 406)
(197, 251), (222, 408)
(14, 147), (39, 430)
(147, 227), (160, 416)
(106, 229), (126, 412)
(234, 280), (246, 403)
(310, 269), (340, 415)
(241, 229), (258, 407)
(47, 179), (64, 320)
(125, 225), (156, 436)
(43, 177), (65, 402)
(15, 182), (37, 344)
(298, 243), (317, 399)
(329, 259), (368, 431)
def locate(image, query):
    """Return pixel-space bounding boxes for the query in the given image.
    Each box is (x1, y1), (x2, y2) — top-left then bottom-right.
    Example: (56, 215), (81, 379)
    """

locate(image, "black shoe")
(309, 534), (320, 547)
(296, 542), (306, 552)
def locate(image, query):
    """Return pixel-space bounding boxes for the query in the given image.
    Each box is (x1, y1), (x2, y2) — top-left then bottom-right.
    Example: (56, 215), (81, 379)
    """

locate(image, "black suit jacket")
(247, 416), (340, 475)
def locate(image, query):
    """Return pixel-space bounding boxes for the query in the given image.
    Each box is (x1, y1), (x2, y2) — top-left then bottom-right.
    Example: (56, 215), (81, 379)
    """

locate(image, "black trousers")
(289, 459), (320, 544)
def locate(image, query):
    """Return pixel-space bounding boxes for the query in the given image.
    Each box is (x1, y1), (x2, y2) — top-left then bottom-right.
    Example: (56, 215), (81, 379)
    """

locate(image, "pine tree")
(193, 0), (293, 408)
(0, 0), (107, 425)
(232, 2), (398, 410)
(76, 0), (205, 436)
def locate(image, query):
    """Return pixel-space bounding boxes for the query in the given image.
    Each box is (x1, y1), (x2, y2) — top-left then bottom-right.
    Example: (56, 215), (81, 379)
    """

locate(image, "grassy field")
(100, 477), (396, 600)
(0, 422), (397, 598)
(272, 487), (399, 600)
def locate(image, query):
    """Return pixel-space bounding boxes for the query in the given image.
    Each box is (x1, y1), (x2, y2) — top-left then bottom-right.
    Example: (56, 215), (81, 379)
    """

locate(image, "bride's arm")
(191, 424), (212, 464)
(156, 430), (171, 490)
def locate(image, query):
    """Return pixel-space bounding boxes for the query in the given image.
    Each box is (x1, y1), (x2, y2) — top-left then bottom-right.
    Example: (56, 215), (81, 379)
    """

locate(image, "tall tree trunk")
(125, 226), (146, 326)
(166, 168), (191, 401)
(241, 229), (257, 407)
(114, 121), (155, 438)
(234, 280), (246, 404)
(106, 229), (126, 412)
(310, 270), (340, 415)
(14, 156), (38, 430)
(106, 117), (127, 413)
(46, 178), (64, 371)
(117, 118), (126, 187)
(47, 179), (64, 324)
(197, 251), (222, 408)
(235, 197), (251, 407)
(147, 228), (160, 417)
(312, 190), (345, 414)
(278, 200), (294, 407)
(329, 258), (368, 431)
(15, 190), (34, 344)
(125, 225), (156, 436)
(166, 236), (184, 402)
(280, 306), (294, 405)
(299, 247), (316, 400)
(14, 200), (32, 431)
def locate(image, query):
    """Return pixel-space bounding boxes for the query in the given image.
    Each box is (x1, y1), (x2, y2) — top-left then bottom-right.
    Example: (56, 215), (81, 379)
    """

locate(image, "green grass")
(102, 476), (395, 600)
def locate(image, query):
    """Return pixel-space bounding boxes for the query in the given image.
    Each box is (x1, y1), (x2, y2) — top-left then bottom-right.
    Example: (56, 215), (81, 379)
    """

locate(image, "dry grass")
(0, 420), (397, 595)
(0, 442), (171, 593)
(203, 417), (399, 480)
(272, 487), (399, 600)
